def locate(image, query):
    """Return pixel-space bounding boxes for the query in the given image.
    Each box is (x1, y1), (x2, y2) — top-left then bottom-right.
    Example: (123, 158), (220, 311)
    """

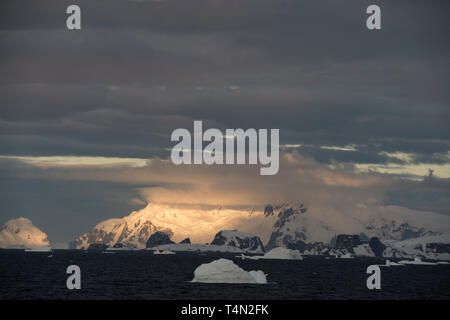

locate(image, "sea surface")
(0, 250), (449, 300)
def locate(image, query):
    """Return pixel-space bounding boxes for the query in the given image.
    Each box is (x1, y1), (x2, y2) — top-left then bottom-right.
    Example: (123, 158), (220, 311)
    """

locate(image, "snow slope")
(0, 218), (50, 249)
(383, 234), (450, 260)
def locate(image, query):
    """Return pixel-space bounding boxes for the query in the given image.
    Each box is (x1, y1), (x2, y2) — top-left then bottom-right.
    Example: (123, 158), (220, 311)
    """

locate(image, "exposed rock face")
(369, 237), (387, 257)
(334, 234), (361, 252)
(87, 243), (108, 251)
(179, 238), (191, 244)
(211, 230), (265, 253)
(286, 240), (328, 254)
(427, 243), (450, 253)
(146, 231), (175, 248)
(111, 242), (137, 249)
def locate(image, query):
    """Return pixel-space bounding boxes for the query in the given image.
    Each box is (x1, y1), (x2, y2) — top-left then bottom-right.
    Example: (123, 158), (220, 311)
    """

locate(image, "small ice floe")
(102, 251), (116, 254)
(153, 249), (175, 255)
(380, 259), (404, 267)
(339, 253), (354, 259)
(398, 257), (437, 266)
(237, 253), (263, 260)
(24, 246), (53, 252)
(191, 258), (267, 284)
(47, 254), (53, 258)
(239, 247), (302, 260)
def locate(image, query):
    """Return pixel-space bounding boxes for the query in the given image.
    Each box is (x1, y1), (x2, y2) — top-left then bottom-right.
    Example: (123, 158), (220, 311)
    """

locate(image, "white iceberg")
(239, 247), (303, 260)
(191, 258), (267, 284)
(380, 259), (404, 267)
(398, 257), (438, 266)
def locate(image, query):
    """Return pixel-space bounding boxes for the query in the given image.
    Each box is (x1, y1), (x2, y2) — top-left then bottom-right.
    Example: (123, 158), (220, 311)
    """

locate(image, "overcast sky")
(1, 0), (449, 246)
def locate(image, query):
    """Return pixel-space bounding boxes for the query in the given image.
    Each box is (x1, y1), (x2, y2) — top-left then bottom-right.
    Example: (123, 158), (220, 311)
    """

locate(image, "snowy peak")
(0, 218), (50, 249)
(210, 230), (265, 253)
(71, 209), (173, 249)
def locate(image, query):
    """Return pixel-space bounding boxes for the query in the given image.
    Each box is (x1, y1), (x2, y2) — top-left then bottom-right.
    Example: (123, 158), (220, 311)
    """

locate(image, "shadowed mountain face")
(210, 230), (265, 253)
(146, 231), (175, 248)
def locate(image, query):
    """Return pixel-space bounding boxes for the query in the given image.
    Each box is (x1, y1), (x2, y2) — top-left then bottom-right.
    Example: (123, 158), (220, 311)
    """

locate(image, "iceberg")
(240, 247), (303, 260)
(191, 258), (267, 284)
(398, 257), (438, 266)
(380, 259), (404, 267)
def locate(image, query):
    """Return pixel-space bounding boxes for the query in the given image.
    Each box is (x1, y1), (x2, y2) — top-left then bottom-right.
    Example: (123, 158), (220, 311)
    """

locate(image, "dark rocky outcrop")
(146, 231), (175, 248)
(211, 230), (265, 252)
(286, 240), (328, 254)
(427, 243), (450, 254)
(179, 238), (191, 244)
(334, 234), (361, 252)
(87, 243), (108, 251)
(369, 237), (387, 257)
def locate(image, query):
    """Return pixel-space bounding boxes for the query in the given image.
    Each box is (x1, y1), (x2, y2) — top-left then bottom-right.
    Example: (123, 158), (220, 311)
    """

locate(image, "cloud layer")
(0, 0), (449, 244)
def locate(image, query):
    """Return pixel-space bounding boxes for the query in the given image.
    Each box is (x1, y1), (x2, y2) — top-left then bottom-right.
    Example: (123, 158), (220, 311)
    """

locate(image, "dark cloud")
(0, 1), (449, 244)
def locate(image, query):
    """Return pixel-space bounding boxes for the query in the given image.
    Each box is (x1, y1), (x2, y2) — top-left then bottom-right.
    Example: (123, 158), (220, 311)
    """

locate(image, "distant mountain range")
(68, 202), (449, 260)
(2, 208), (447, 260)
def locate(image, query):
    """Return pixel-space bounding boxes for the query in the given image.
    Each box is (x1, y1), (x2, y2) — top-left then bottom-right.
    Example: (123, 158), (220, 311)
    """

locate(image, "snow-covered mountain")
(264, 203), (443, 249)
(70, 209), (173, 249)
(286, 233), (450, 261)
(0, 218), (50, 249)
(380, 234), (450, 260)
(210, 230), (265, 253)
(70, 201), (449, 252)
(70, 202), (257, 249)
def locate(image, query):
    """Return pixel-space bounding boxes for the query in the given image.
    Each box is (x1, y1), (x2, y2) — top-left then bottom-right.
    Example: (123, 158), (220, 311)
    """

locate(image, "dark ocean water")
(0, 250), (449, 300)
